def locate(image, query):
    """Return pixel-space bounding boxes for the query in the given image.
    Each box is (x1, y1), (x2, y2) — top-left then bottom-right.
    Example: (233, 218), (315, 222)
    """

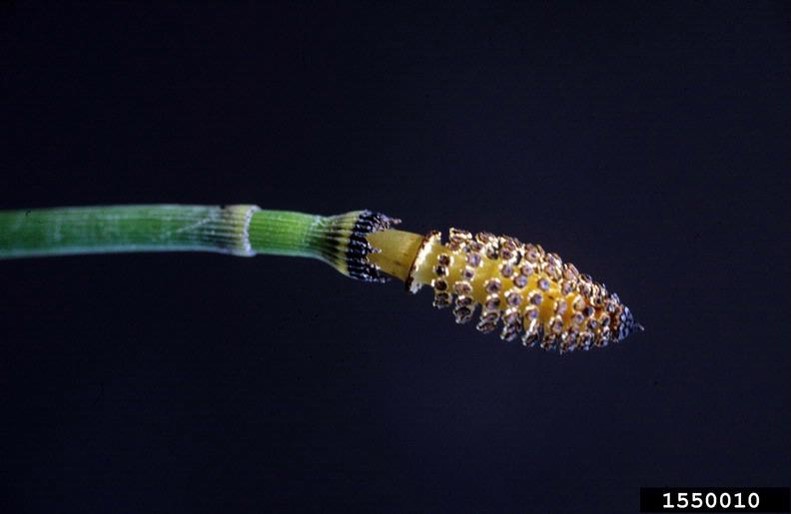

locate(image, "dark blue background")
(2, 2), (789, 513)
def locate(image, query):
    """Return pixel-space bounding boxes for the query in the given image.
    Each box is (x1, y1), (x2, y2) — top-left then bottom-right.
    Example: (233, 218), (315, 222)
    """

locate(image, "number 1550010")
(640, 487), (789, 512)
(662, 491), (759, 510)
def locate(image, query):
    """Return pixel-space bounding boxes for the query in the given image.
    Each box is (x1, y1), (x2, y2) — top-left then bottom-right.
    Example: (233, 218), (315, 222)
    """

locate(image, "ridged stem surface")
(247, 210), (323, 258)
(0, 205), (321, 259)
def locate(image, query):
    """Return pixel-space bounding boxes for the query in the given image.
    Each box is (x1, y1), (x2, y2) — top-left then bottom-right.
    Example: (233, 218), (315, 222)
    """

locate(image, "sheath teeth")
(413, 227), (640, 352)
(322, 210), (400, 282)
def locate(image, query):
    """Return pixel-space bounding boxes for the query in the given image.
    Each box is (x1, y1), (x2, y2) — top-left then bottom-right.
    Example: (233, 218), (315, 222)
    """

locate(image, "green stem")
(0, 205), (397, 282)
(247, 209), (323, 258)
(0, 205), (258, 258)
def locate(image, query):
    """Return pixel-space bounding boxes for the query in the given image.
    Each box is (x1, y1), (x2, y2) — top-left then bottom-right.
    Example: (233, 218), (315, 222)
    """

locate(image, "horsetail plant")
(0, 205), (641, 352)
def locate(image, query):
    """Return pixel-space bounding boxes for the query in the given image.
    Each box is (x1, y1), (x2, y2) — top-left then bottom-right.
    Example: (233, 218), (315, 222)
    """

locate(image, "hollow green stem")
(0, 205), (397, 282)
(0, 205), (255, 258)
(247, 209), (323, 258)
